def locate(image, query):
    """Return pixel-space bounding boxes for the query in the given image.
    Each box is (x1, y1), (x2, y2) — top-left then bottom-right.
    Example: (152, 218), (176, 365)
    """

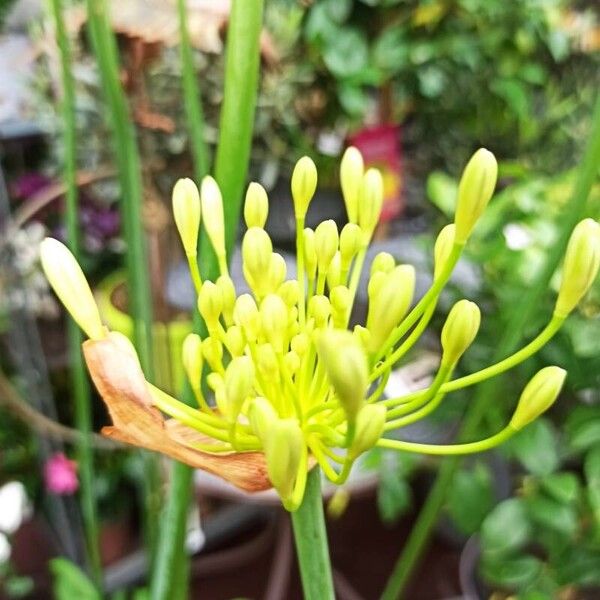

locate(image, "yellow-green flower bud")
(318, 330), (368, 420)
(454, 148), (498, 244)
(268, 253), (287, 291)
(308, 295), (331, 328)
(260, 294), (289, 352)
(278, 280), (300, 307)
(327, 488), (350, 519)
(172, 178), (201, 257)
(340, 146), (364, 223)
(242, 227), (273, 292)
(224, 355), (255, 420)
(358, 168), (384, 238)
(303, 228), (318, 279)
(284, 350), (301, 374)
(291, 332), (310, 356)
(510, 366), (566, 430)
(264, 418), (304, 501)
(197, 281), (223, 330)
(326, 252), (342, 289)
(248, 396), (278, 442)
(291, 156), (318, 219)
(182, 333), (203, 388)
(202, 337), (223, 373)
(440, 299), (481, 366)
(224, 325), (245, 357)
(348, 404), (386, 459)
(200, 175), (226, 258)
(367, 271), (386, 299)
(233, 294), (261, 341)
(206, 372), (223, 392)
(370, 252), (395, 277)
(434, 224), (456, 280)
(215, 386), (228, 416)
(366, 265), (415, 353)
(353, 325), (370, 349)
(40, 238), (104, 340)
(330, 285), (351, 328)
(244, 182), (269, 229)
(257, 343), (278, 377)
(314, 220), (339, 273)
(555, 218), (600, 317)
(339, 223), (362, 267)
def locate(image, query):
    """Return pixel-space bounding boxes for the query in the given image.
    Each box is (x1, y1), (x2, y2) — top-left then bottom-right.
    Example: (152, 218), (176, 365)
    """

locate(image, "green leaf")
(372, 27), (408, 74)
(480, 498), (531, 556)
(337, 83), (370, 118)
(525, 496), (579, 539)
(426, 171), (458, 218)
(480, 554), (542, 589)
(540, 472), (580, 505)
(446, 462), (494, 535)
(50, 559), (101, 600)
(584, 446), (600, 526)
(377, 468), (412, 524)
(508, 419), (559, 476)
(323, 28), (369, 79)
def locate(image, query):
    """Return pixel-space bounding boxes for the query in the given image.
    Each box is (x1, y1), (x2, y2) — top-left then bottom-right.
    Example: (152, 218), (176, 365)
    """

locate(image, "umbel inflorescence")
(41, 148), (600, 510)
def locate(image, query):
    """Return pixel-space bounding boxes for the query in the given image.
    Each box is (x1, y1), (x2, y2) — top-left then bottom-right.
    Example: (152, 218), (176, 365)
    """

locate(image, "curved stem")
(290, 467), (335, 600)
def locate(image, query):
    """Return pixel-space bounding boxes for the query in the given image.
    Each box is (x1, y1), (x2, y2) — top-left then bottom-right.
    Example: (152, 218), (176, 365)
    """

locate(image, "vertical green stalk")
(150, 2), (263, 599)
(177, 0), (210, 182)
(199, 0), (265, 264)
(381, 93), (600, 600)
(291, 467), (335, 600)
(49, 0), (101, 584)
(85, 0), (160, 554)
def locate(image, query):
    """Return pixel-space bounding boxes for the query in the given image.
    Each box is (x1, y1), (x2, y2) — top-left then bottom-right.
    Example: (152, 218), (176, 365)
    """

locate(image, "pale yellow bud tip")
(440, 299), (481, 365)
(555, 218), (600, 317)
(340, 146), (364, 224)
(172, 178), (201, 257)
(510, 366), (566, 430)
(434, 224), (456, 280)
(454, 148), (497, 244)
(200, 175), (226, 257)
(244, 182), (269, 229)
(291, 156), (318, 219)
(40, 238), (104, 340)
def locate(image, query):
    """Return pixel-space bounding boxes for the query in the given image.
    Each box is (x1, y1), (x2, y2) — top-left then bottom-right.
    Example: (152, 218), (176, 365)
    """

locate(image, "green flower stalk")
(40, 148), (600, 511)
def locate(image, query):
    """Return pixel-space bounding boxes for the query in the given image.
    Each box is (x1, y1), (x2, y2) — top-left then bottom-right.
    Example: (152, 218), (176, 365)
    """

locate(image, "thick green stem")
(380, 93), (600, 600)
(49, 0), (101, 583)
(290, 467), (335, 600)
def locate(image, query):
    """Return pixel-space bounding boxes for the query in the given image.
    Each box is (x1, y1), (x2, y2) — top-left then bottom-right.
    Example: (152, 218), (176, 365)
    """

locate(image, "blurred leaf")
(540, 472), (580, 505)
(426, 171), (457, 217)
(417, 66), (446, 98)
(525, 496), (579, 539)
(50, 559), (100, 600)
(337, 83), (370, 117)
(323, 0), (352, 23)
(480, 498), (531, 556)
(378, 467), (412, 524)
(446, 462), (494, 535)
(584, 446), (600, 526)
(480, 554), (542, 588)
(372, 27), (409, 74)
(554, 548), (600, 587)
(508, 419), (559, 476)
(323, 28), (369, 78)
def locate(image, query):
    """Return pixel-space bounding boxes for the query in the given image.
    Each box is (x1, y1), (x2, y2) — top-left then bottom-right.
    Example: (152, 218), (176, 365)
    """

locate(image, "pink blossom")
(44, 453), (79, 495)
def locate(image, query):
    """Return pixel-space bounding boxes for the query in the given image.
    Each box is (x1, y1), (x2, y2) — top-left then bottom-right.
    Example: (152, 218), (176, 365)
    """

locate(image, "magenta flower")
(44, 453), (79, 495)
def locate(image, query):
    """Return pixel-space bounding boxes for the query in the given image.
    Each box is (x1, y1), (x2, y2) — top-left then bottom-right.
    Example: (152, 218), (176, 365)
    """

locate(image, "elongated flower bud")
(454, 148), (497, 244)
(242, 227), (273, 274)
(202, 337), (223, 373)
(440, 300), (481, 365)
(349, 404), (386, 459)
(264, 418), (303, 500)
(340, 146), (364, 223)
(308, 295), (331, 328)
(555, 219), (600, 317)
(197, 281), (223, 330)
(366, 265), (415, 353)
(370, 252), (395, 277)
(182, 333), (203, 388)
(224, 325), (244, 357)
(260, 294), (288, 352)
(201, 176), (226, 258)
(339, 223), (362, 266)
(358, 168), (384, 238)
(327, 252), (342, 289)
(257, 343), (278, 377)
(216, 275), (236, 322)
(291, 332), (309, 356)
(291, 156), (317, 219)
(172, 178), (201, 257)
(434, 224), (456, 280)
(233, 294), (260, 341)
(248, 396), (278, 442)
(314, 220), (339, 273)
(278, 280), (299, 307)
(510, 366), (566, 430)
(318, 330), (368, 420)
(244, 182), (269, 228)
(267, 253), (287, 291)
(330, 285), (351, 328)
(40, 238), (104, 340)
(303, 228), (318, 279)
(224, 356), (255, 420)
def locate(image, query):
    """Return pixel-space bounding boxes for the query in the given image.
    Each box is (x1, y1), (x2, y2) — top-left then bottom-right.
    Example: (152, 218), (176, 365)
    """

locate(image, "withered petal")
(83, 336), (271, 492)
